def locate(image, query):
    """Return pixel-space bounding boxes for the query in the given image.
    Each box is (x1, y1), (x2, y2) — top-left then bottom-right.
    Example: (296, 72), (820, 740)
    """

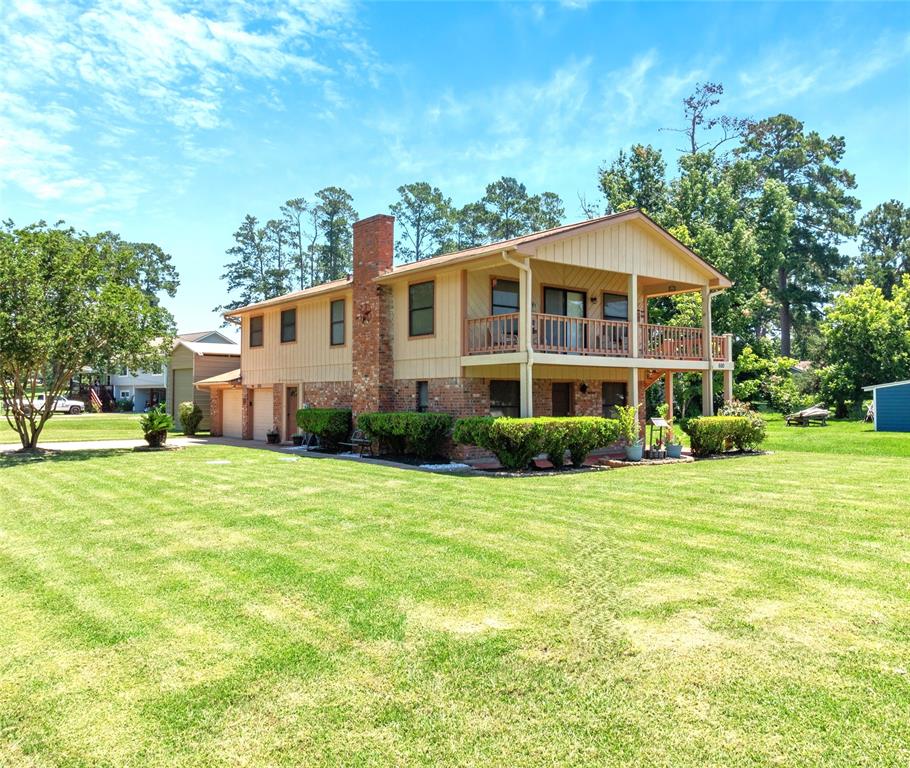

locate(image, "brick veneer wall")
(209, 389), (223, 436)
(241, 386), (253, 440)
(351, 214), (395, 416)
(299, 381), (353, 409)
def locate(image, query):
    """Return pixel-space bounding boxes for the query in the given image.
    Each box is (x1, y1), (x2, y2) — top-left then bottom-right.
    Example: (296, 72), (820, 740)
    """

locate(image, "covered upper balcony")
(459, 252), (732, 370)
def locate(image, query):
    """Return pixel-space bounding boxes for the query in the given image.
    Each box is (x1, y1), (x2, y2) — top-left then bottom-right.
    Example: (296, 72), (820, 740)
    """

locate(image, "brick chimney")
(351, 214), (395, 416)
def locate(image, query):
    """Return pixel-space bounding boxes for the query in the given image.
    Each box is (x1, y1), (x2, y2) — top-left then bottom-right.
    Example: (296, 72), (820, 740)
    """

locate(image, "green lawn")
(0, 413), (144, 444)
(0, 413), (209, 445)
(0, 419), (908, 766)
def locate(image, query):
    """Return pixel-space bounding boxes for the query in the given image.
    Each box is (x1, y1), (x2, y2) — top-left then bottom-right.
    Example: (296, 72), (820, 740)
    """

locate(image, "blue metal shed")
(863, 380), (910, 432)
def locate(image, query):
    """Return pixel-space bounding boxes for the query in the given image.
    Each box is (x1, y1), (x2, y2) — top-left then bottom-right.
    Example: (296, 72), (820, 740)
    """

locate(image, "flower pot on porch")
(666, 443), (683, 459)
(292, 434), (304, 446)
(144, 430), (167, 448)
(624, 442), (643, 462)
(266, 431), (280, 444)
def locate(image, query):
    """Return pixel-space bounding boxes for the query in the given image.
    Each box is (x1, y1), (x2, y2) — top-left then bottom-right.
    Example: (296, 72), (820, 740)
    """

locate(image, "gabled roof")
(173, 339), (240, 357)
(862, 379), (910, 391)
(374, 209), (732, 287)
(195, 368), (241, 387)
(223, 277), (352, 318)
(177, 330), (235, 344)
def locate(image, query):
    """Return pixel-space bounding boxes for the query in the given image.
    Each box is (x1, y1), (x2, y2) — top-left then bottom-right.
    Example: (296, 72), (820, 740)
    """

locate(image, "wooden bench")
(338, 429), (373, 457)
(785, 404), (830, 427)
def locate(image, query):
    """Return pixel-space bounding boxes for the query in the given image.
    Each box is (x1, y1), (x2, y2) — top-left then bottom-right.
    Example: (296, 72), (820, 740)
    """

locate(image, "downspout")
(502, 251), (534, 415)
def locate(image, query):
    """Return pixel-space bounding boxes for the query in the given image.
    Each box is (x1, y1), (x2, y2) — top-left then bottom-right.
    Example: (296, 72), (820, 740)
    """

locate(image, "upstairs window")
(408, 281), (434, 337)
(280, 308), (297, 343)
(490, 380), (520, 418)
(249, 315), (264, 348)
(416, 381), (429, 412)
(492, 279), (519, 315)
(603, 293), (628, 321)
(330, 299), (345, 346)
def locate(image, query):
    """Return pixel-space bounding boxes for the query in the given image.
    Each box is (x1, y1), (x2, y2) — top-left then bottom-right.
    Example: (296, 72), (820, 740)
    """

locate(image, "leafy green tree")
(598, 144), (667, 217)
(281, 198), (320, 290)
(389, 182), (454, 262)
(0, 223), (175, 451)
(126, 240), (179, 303)
(480, 177), (564, 241)
(218, 214), (271, 313)
(820, 279), (910, 414)
(453, 202), (487, 249)
(663, 81), (753, 155)
(854, 200), (909, 297)
(736, 114), (860, 356)
(264, 218), (292, 296)
(314, 186), (358, 282)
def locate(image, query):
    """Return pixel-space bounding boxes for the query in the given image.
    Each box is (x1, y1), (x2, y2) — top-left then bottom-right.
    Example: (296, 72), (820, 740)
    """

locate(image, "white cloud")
(0, 0), (375, 209)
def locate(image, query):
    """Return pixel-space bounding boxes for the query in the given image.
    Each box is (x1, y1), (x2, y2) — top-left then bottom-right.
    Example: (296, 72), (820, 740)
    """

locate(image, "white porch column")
(665, 371), (674, 420)
(628, 273), (639, 358)
(701, 286), (714, 416)
(516, 255), (534, 417)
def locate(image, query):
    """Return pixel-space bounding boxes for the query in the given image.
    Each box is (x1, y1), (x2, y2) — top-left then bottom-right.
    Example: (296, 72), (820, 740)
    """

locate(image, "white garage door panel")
(253, 388), (273, 441)
(222, 389), (243, 439)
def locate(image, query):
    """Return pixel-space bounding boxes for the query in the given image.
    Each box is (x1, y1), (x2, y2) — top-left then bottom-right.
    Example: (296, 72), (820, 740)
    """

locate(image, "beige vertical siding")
(392, 271), (463, 380)
(533, 220), (711, 284)
(240, 289), (353, 387)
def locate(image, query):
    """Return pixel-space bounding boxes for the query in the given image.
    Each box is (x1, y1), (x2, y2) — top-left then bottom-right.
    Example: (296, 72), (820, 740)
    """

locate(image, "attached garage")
(170, 368), (193, 427)
(222, 388), (243, 439)
(252, 387), (274, 441)
(166, 337), (240, 431)
(863, 380), (910, 432)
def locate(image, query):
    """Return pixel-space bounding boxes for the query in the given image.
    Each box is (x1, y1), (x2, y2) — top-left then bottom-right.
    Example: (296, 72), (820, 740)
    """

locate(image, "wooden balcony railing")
(464, 314), (729, 362)
(465, 313), (520, 354)
(638, 323), (704, 360)
(532, 313), (629, 356)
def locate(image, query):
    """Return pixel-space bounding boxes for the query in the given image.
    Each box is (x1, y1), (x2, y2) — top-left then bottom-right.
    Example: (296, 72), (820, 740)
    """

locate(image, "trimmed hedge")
(178, 401), (203, 435)
(682, 415), (767, 456)
(357, 411), (453, 459)
(453, 416), (620, 470)
(296, 407), (351, 449)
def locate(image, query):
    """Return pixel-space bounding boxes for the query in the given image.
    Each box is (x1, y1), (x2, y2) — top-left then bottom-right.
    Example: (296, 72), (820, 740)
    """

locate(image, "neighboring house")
(862, 380), (910, 432)
(165, 331), (240, 429)
(110, 368), (166, 411)
(198, 210), (734, 444)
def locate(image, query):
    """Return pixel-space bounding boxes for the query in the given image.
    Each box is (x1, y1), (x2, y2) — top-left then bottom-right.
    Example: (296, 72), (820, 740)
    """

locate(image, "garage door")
(170, 368), (193, 427)
(222, 389), (243, 439)
(252, 388), (273, 441)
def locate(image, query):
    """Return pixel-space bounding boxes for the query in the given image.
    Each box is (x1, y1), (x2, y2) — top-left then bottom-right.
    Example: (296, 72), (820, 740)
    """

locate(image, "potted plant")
(266, 424), (281, 444)
(139, 404), (173, 448)
(292, 431), (305, 447)
(616, 403), (643, 461)
(658, 403), (683, 459)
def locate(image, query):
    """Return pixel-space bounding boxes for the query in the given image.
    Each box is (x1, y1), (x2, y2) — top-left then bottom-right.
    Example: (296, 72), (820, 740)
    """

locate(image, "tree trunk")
(778, 267), (792, 358)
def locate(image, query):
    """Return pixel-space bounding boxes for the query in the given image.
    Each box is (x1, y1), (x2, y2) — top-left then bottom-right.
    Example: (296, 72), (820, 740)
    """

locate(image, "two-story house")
(199, 210), (733, 444)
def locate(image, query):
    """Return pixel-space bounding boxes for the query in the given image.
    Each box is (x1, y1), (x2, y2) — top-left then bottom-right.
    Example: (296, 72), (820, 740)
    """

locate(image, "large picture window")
(603, 293), (628, 321)
(490, 380), (520, 418)
(249, 315), (263, 347)
(330, 299), (345, 346)
(280, 308), (297, 343)
(602, 382), (627, 418)
(491, 279), (519, 315)
(408, 281), (434, 337)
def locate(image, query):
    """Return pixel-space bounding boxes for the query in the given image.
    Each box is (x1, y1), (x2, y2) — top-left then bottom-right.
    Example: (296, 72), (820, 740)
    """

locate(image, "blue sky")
(2, 1), (908, 335)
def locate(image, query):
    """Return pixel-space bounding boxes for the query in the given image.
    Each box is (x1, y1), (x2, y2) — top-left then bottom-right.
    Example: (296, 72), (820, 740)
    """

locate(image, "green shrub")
(452, 416), (494, 448)
(139, 404), (173, 447)
(116, 396), (134, 412)
(453, 415), (620, 470)
(615, 404), (642, 446)
(683, 415), (767, 457)
(178, 401), (203, 435)
(296, 407), (351, 449)
(357, 412), (453, 459)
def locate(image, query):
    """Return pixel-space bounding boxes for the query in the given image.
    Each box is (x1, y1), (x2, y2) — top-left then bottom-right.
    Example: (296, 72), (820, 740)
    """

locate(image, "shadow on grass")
(0, 448), (134, 466)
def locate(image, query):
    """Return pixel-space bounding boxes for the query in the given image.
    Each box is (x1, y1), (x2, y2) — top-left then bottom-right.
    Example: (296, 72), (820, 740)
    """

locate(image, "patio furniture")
(785, 404), (830, 427)
(339, 429), (374, 456)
